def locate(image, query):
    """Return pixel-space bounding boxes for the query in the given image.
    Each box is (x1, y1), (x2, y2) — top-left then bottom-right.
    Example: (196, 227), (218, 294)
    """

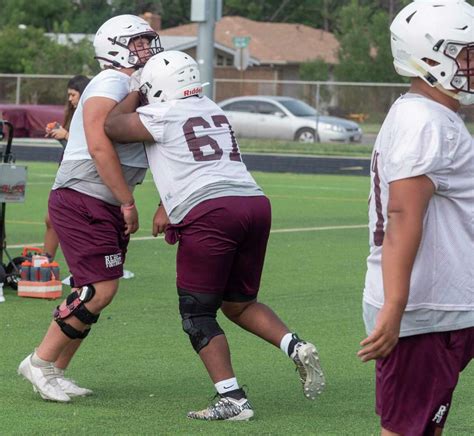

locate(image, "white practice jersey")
(63, 69), (147, 168)
(137, 96), (261, 219)
(364, 93), (473, 313)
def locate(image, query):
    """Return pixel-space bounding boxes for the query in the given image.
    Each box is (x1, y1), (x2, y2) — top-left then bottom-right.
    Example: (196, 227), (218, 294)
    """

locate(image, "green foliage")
(0, 25), (98, 103)
(0, 0), (422, 82)
(333, 0), (414, 83)
(299, 59), (330, 81)
(67, 0), (118, 34)
(0, 0), (72, 32)
(0, 26), (97, 75)
(334, 0), (374, 82)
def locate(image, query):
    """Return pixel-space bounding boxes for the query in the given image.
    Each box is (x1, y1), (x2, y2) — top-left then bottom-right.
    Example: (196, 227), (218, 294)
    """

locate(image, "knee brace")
(53, 285), (100, 339)
(178, 288), (224, 353)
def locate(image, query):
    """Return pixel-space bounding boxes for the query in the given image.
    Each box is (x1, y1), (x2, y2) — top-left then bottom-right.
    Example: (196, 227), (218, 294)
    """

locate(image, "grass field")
(239, 138), (374, 157)
(1, 162), (472, 435)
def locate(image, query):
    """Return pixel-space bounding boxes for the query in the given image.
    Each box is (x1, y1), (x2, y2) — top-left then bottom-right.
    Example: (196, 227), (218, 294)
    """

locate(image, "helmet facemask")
(445, 43), (474, 95)
(108, 32), (163, 68)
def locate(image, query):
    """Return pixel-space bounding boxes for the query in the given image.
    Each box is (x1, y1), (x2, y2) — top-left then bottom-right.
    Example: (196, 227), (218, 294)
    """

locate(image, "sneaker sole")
(187, 409), (254, 422)
(226, 409), (254, 421)
(32, 384), (92, 398)
(298, 344), (325, 400)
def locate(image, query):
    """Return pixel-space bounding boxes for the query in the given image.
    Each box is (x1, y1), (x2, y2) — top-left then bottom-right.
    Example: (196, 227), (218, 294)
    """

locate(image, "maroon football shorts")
(375, 327), (474, 435)
(48, 188), (129, 287)
(165, 195), (271, 301)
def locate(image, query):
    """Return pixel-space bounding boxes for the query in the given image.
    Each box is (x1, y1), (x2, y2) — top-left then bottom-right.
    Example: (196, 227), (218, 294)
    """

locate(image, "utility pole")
(191, 0), (222, 100)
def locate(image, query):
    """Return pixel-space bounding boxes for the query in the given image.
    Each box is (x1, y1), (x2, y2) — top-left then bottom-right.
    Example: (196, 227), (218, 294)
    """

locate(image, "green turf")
(0, 162), (472, 435)
(238, 138), (373, 157)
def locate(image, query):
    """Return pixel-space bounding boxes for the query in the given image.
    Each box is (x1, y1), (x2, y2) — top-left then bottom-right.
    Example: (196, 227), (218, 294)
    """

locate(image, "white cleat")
(293, 342), (325, 400)
(18, 354), (71, 402)
(187, 396), (254, 421)
(54, 368), (93, 397)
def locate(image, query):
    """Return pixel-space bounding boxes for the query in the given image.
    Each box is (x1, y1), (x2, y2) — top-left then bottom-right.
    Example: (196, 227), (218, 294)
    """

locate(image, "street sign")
(234, 47), (250, 71)
(232, 36), (251, 49)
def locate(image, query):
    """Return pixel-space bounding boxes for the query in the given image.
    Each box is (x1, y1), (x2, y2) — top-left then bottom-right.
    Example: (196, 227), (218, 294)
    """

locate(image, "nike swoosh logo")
(223, 385), (233, 389)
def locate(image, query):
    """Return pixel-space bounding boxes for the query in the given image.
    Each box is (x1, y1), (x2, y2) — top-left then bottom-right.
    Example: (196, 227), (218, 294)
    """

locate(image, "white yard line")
(5, 224), (366, 249)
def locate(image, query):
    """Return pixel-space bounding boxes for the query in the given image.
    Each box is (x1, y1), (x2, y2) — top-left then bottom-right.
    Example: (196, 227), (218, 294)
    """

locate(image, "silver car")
(218, 96), (363, 143)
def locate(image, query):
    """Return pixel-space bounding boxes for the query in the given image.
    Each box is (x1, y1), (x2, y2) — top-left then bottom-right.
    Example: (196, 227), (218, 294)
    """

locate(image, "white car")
(218, 96), (363, 143)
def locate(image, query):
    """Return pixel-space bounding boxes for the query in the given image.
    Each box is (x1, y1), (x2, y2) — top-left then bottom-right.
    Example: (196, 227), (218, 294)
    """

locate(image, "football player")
(359, 1), (474, 434)
(18, 15), (162, 402)
(104, 50), (325, 421)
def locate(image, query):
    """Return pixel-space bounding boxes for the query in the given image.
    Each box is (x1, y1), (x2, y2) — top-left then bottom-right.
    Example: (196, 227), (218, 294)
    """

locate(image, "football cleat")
(187, 395), (254, 421)
(18, 354), (71, 402)
(293, 342), (325, 400)
(54, 368), (93, 397)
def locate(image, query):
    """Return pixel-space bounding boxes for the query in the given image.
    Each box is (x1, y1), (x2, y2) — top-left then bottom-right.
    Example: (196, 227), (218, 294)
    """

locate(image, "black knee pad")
(55, 320), (91, 339)
(178, 288), (224, 353)
(53, 285), (100, 339)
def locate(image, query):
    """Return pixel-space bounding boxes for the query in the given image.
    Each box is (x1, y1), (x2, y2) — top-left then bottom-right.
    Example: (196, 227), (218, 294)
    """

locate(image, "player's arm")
(83, 96), (138, 235)
(104, 91), (153, 143)
(358, 175), (434, 362)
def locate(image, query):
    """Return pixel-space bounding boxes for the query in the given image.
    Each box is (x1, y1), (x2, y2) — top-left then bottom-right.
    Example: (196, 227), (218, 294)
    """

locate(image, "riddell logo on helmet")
(184, 87), (202, 97)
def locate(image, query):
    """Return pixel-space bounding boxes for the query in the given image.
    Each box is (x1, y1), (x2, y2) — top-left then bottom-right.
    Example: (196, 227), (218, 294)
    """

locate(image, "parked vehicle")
(218, 96), (363, 143)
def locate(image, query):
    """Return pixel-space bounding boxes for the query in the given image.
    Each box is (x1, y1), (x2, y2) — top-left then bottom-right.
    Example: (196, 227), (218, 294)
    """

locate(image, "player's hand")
(357, 304), (403, 362)
(152, 204), (170, 236)
(49, 126), (68, 140)
(121, 204), (139, 235)
(129, 69), (142, 93)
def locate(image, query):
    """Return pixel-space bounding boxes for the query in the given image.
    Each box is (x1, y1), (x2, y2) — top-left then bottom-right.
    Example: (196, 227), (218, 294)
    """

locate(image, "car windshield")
(279, 99), (318, 117)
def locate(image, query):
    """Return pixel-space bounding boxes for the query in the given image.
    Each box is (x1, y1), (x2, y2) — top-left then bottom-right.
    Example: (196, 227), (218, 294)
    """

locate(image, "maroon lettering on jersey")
(183, 116), (223, 161)
(182, 114), (242, 162)
(371, 151), (385, 246)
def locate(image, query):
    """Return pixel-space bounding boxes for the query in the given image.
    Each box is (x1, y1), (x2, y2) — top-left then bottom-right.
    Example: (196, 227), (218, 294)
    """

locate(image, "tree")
(368, 9), (400, 83)
(334, 0), (374, 82)
(0, 25), (97, 75)
(299, 59), (330, 81)
(0, 0), (73, 32)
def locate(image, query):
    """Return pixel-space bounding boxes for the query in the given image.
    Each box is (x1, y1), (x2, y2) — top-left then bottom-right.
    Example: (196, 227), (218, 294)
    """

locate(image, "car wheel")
(295, 128), (318, 143)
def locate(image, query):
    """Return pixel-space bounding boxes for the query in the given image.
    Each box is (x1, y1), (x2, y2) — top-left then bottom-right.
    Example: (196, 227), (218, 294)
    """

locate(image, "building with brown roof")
(160, 16), (340, 101)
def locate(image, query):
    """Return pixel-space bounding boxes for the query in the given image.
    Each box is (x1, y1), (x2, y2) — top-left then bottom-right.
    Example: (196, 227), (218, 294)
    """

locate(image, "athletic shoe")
(187, 395), (254, 421)
(54, 368), (93, 397)
(293, 342), (325, 400)
(17, 354), (71, 402)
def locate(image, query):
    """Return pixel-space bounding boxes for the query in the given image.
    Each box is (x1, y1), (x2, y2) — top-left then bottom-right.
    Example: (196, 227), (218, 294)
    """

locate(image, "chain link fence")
(1, 74), (473, 125)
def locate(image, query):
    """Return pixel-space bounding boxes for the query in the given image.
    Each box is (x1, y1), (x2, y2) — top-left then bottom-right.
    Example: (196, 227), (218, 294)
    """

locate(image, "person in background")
(105, 50), (325, 421)
(359, 1), (474, 435)
(45, 75), (90, 148)
(43, 75), (90, 259)
(18, 14), (162, 403)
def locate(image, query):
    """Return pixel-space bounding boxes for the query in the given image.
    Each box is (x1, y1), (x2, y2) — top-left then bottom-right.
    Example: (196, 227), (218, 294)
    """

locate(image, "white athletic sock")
(31, 350), (53, 367)
(215, 377), (239, 394)
(54, 367), (65, 376)
(279, 332), (294, 356)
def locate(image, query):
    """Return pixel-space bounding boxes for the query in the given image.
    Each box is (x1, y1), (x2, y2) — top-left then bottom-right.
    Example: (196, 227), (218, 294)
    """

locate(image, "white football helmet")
(93, 15), (163, 69)
(390, 0), (474, 104)
(139, 51), (202, 104)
